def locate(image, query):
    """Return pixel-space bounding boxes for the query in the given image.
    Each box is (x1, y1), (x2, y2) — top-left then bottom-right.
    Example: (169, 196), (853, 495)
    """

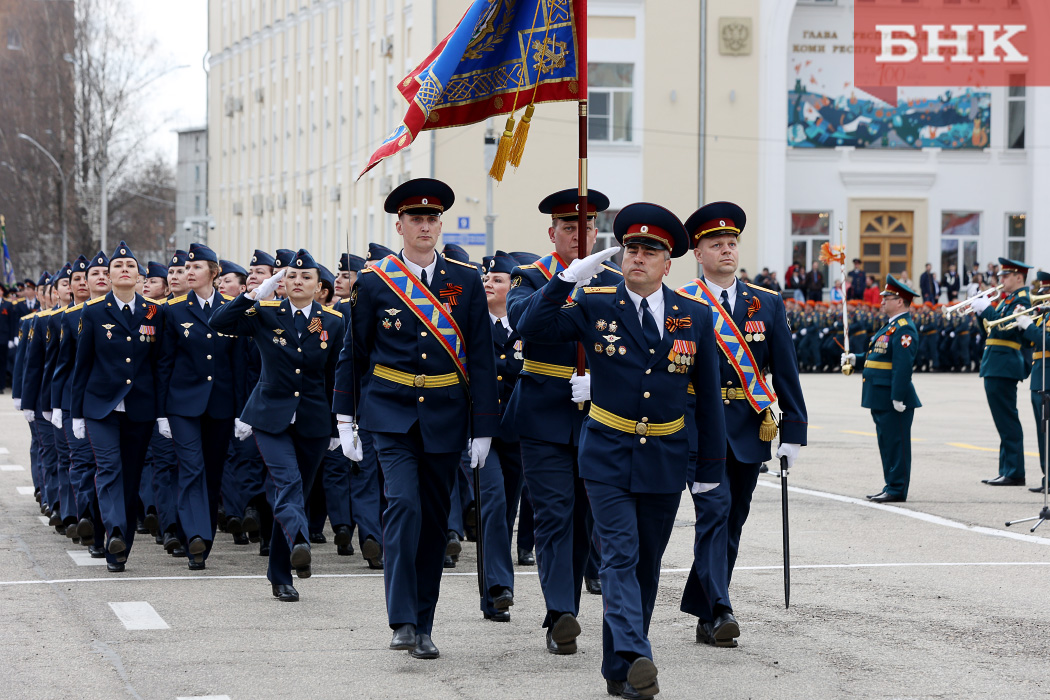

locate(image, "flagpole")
(576, 0), (588, 382)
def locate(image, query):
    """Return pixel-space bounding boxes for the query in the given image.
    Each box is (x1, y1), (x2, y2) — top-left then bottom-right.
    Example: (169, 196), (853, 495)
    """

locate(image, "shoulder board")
(360, 267), (375, 275)
(322, 306), (343, 318)
(445, 257), (476, 269)
(259, 300), (282, 307)
(516, 264), (538, 271)
(38, 309), (53, 318)
(337, 297), (352, 306)
(65, 303), (83, 313)
(221, 293), (235, 301)
(601, 264), (624, 276)
(746, 283), (779, 296)
(168, 294), (188, 305)
(1018, 289), (1029, 298)
(143, 297), (166, 305)
(897, 318), (908, 326)
(582, 286), (617, 294)
(85, 296), (106, 306)
(675, 289), (709, 305)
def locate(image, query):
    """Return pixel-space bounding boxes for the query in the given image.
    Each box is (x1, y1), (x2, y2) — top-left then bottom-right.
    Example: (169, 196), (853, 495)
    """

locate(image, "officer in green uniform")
(842, 275), (921, 502)
(1015, 271), (1050, 492)
(971, 258), (1033, 486)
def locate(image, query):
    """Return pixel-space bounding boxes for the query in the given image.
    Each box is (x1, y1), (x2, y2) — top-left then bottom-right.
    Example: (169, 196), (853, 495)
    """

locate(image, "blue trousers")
(373, 425), (460, 635)
(52, 422), (76, 522)
(517, 482), (535, 552)
(223, 432), (266, 520)
(585, 480), (679, 682)
(37, 412), (58, 509)
(254, 425), (327, 586)
(28, 420), (42, 492)
(169, 414), (234, 560)
(64, 417), (99, 525)
(149, 426), (179, 534)
(873, 407), (914, 498)
(520, 437), (590, 627)
(479, 437), (524, 615)
(138, 456), (156, 521)
(85, 412), (153, 565)
(309, 450), (352, 531)
(985, 377), (1025, 480)
(348, 428), (383, 545)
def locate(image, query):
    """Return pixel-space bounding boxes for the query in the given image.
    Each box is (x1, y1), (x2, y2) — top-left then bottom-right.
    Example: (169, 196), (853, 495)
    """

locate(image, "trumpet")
(983, 294), (1050, 331)
(943, 284), (1003, 317)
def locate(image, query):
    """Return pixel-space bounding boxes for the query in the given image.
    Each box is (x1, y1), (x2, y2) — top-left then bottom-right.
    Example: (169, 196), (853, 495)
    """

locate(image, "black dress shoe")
(88, 545), (106, 558)
(225, 516), (243, 535)
(309, 532), (327, 544)
(162, 531), (180, 554)
(586, 577), (602, 594)
(869, 492), (905, 503)
(187, 536), (207, 562)
(493, 587), (515, 611)
(1030, 484), (1047, 493)
(443, 554), (456, 568)
(333, 525), (352, 548)
(983, 475), (1026, 486)
(188, 560), (206, 571)
(390, 623), (416, 650)
(34, 488), (41, 503)
(697, 611), (740, 648)
(445, 531), (462, 557)
(865, 491), (885, 500)
(484, 611), (511, 622)
(605, 679), (654, 700)
(171, 545), (186, 558)
(108, 534), (127, 556)
(546, 629), (577, 655)
(337, 544), (354, 555)
(242, 507), (260, 534)
(55, 523), (67, 536)
(259, 544), (270, 557)
(142, 512), (159, 536)
(154, 534), (164, 545)
(107, 562), (125, 573)
(410, 633), (440, 659)
(232, 532), (250, 545)
(626, 658), (659, 697)
(135, 519), (149, 535)
(272, 583), (299, 602)
(48, 511), (63, 527)
(362, 536), (382, 567)
(217, 506), (227, 532)
(290, 542), (312, 571)
(759, 463), (769, 474)
(517, 548), (536, 566)
(546, 613), (580, 654)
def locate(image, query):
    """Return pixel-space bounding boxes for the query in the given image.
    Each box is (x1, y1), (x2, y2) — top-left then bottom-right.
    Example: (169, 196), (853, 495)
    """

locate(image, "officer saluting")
(842, 275), (922, 502)
(334, 178), (499, 660)
(516, 203), (725, 700)
(70, 242), (165, 572)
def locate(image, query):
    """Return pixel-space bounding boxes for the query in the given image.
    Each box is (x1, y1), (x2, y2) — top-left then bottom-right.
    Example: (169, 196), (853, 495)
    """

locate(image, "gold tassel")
(489, 115), (515, 182)
(508, 104), (535, 168)
(759, 408), (779, 443)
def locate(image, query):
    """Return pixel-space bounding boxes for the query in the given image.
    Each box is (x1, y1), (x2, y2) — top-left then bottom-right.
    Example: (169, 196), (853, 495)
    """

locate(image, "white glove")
(6, 340), (12, 349)
(13, 336), (18, 346)
(23, 409), (34, 422)
(840, 352), (856, 367)
(157, 417), (172, 439)
(328, 437), (341, 451)
(558, 246), (620, 288)
(338, 417), (363, 462)
(1016, 314), (1033, 331)
(969, 295), (991, 315)
(42, 410), (52, 423)
(569, 373), (591, 404)
(50, 409), (63, 429)
(234, 418), (253, 441)
(799, 328), (807, 336)
(469, 436), (492, 469)
(690, 482), (719, 495)
(776, 443), (801, 470)
(73, 418), (85, 440)
(949, 331), (955, 338)
(893, 400), (906, 413)
(251, 268), (287, 300)
(13, 398), (21, 410)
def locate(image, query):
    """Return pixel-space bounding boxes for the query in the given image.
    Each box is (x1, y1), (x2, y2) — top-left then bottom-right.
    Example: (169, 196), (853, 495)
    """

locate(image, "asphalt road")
(2, 372), (1049, 700)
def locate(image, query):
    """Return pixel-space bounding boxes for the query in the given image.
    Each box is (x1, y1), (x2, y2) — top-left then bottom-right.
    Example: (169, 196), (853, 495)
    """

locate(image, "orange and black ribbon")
(747, 297), (761, 318)
(665, 316), (692, 333)
(439, 284), (463, 306)
(308, 316), (323, 334)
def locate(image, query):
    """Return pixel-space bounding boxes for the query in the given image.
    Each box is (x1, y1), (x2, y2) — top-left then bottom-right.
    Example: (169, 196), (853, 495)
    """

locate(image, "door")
(860, 211), (914, 286)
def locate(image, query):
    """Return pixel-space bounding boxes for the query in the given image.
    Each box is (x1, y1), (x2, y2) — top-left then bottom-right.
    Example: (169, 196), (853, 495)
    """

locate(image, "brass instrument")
(943, 284), (1003, 317)
(983, 294), (1050, 331)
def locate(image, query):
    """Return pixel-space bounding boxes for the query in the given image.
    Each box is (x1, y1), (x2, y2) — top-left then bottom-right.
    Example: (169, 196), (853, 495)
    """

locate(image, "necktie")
(122, 304), (133, 322)
(640, 298), (660, 350)
(294, 309), (307, 337)
(420, 269), (429, 287)
(493, 319), (508, 343)
(720, 289), (732, 315)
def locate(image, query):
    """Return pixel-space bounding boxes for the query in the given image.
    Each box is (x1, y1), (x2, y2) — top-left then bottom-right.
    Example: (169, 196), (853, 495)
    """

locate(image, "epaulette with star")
(65, 303), (83, 313)
(167, 294), (188, 305)
(86, 296), (106, 306)
(582, 286), (616, 294)
(259, 300), (282, 307)
(444, 257), (477, 269)
(746, 282), (779, 296)
(322, 306), (343, 318)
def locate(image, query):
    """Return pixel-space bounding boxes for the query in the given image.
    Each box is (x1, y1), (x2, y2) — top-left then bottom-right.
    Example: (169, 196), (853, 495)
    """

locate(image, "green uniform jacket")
(1022, 314), (1048, 392)
(857, 312), (921, 410)
(979, 288), (1031, 381)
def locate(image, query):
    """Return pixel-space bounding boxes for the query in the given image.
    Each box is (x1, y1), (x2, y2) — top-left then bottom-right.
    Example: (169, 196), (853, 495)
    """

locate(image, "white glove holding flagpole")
(559, 247), (620, 289)
(250, 268), (286, 300)
(775, 443), (801, 469)
(469, 437), (492, 469)
(569, 373), (591, 404)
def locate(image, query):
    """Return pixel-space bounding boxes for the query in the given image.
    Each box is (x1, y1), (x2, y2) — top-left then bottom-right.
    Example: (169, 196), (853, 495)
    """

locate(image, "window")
(940, 211), (980, 274)
(1007, 214), (1026, 261)
(1007, 74), (1025, 150)
(194, 195), (201, 215)
(7, 28), (21, 50)
(588, 63), (633, 143)
(195, 165), (201, 184)
(593, 209), (622, 266)
(790, 211), (831, 281)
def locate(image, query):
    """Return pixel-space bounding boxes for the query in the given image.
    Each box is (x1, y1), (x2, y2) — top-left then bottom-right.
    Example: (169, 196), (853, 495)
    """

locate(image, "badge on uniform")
(901, 334), (913, 348)
(440, 283), (463, 307)
(747, 297), (761, 318)
(385, 308), (401, 316)
(513, 339), (523, 360)
(382, 318), (392, 329)
(596, 319), (608, 331)
(307, 317), (322, 334)
(145, 304), (158, 320)
(139, 325), (155, 343)
(602, 334), (621, 344)
(102, 323), (115, 340)
(668, 340), (696, 373)
(320, 329), (329, 349)
(665, 316), (692, 333)
(744, 320), (766, 342)
(181, 322), (194, 337)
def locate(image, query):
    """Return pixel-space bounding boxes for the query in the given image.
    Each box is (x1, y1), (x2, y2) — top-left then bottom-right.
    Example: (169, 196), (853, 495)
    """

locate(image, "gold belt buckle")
(726, 388), (737, 400)
(413, 374), (426, 388)
(634, 422), (648, 436)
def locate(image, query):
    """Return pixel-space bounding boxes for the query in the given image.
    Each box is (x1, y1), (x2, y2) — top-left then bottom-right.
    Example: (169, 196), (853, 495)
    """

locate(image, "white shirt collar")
(400, 250), (438, 285)
(114, 294), (136, 314)
(888, 310), (908, 324)
(194, 289), (216, 308)
(625, 286), (665, 340)
(489, 312), (511, 331)
(290, 299), (312, 316)
(703, 278), (737, 312)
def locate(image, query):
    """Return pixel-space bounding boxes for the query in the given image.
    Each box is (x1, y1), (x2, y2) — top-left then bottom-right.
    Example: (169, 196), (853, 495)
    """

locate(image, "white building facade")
(174, 126), (210, 251)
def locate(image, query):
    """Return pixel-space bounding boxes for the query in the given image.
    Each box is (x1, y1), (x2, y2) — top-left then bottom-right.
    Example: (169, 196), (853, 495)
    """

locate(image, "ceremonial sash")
(679, 279), (777, 413)
(534, 252), (570, 281)
(371, 255), (469, 383)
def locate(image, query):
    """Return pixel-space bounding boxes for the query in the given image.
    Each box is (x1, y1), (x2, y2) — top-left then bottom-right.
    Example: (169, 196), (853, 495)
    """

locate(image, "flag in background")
(0, 215), (14, 286)
(360, 0), (586, 179)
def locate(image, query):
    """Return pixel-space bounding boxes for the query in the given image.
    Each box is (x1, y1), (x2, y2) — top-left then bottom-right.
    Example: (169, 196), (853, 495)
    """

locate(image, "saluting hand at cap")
(251, 268), (287, 301)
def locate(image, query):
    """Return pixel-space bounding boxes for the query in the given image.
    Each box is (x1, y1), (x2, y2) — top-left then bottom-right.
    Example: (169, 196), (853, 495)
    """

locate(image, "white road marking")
(67, 550), (107, 567)
(16, 486), (34, 495)
(0, 447), (9, 454)
(756, 478), (1050, 546)
(0, 464), (24, 471)
(2, 562), (1050, 587)
(108, 602), (169, 630)
(176, 696), (232, 700)
(38, 516), (50, 526)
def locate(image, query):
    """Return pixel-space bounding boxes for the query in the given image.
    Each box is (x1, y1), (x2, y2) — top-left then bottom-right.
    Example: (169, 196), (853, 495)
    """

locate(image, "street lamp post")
(17, 132), (69, 264)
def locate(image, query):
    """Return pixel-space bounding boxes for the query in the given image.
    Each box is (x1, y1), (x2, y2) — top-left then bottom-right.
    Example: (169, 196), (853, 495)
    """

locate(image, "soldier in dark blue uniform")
(211, 248), (343, 600)
(842, 275), (922, 502)
(334, 179), (499, 659)
(21, 273), (59, 518)
(71, 242), (165, 572)
(12, 298), (43, 500)
(41, 264), (76, 531)
(517, 202), (726, 700)
(504, 188), (623, 655)
(1015, 271), (1050, 492)
(971, 258), (1033, 486)
(156, 243), (244, 569)
(678, 201), (808, 648)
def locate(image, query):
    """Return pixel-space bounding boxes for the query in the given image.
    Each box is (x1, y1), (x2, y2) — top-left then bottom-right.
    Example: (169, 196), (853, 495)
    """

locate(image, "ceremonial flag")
(360, 0), (586, 180)
(0, 216), (14, 286)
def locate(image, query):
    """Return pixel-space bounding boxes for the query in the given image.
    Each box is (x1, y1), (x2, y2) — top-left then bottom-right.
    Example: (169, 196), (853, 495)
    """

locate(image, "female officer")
(210, 249), (343, 601)
(156, 243), (244, 570)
